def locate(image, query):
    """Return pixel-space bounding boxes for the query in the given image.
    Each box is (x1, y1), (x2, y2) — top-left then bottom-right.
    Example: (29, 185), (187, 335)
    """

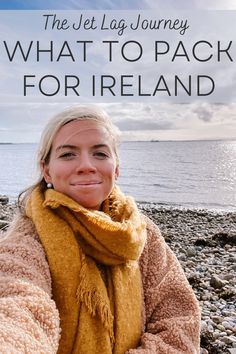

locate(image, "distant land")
(0, 138), (236, 144)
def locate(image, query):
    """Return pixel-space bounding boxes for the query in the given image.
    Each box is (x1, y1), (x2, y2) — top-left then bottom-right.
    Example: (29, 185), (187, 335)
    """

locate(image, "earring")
(47, 183), (53, 189)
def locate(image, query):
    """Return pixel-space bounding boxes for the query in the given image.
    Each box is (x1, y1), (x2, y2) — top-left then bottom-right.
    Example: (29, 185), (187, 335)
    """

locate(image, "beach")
(0, 196), (235, 354)
(138, 203), (236, 354)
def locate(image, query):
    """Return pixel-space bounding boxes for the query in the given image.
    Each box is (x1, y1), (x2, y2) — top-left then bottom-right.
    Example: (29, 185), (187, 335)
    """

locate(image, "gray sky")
(2, 0), (236, 10)
(0, 1), (236, 142)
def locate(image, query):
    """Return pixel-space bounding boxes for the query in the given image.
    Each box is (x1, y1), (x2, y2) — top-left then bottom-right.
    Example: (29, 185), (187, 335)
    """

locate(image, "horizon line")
(1, 137), (236, 144)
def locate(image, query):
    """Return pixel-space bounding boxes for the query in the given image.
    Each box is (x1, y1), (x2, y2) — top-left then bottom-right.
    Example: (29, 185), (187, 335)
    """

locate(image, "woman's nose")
(75, 154), (96, 173)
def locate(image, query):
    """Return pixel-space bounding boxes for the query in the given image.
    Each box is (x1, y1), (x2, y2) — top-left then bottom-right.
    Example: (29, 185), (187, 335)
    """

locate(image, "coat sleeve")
(127, 216), (201, 354)
(0, 214), (60, 353)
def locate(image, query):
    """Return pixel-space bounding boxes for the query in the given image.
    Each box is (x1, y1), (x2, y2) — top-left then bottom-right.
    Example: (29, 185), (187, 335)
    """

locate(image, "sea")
(0, 140), (236, 211)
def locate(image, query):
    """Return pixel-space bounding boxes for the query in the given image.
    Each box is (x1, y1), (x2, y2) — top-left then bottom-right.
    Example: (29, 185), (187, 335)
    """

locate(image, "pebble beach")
(0, 195), (235, 354)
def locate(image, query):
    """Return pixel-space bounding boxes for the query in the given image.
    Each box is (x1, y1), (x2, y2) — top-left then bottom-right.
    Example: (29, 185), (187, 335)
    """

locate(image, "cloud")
(193, 104), (213, 122)
(116, 117), (174, 131)
(0, 102), (236, 142)
(196, 0), (236, 10)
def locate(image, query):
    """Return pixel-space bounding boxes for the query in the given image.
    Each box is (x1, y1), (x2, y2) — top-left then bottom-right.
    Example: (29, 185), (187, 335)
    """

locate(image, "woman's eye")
(94, 151), (109, 159)
(59, 152), (75, 159)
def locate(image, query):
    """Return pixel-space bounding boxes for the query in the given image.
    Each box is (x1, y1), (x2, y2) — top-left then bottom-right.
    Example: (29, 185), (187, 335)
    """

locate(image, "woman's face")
(42, 120), (119, 210)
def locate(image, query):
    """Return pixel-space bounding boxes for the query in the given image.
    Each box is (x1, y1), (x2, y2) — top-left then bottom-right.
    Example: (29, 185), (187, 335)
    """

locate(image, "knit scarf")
(26, 185), (147, 354)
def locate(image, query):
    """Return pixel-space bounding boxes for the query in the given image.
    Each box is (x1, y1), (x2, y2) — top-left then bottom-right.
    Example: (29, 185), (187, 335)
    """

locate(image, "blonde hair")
(18, 105), (121, 211)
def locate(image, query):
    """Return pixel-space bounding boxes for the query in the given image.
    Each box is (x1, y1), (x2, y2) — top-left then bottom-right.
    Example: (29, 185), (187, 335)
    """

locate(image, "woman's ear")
(41, 161), (52, 184)
(115, 165), (120, 180)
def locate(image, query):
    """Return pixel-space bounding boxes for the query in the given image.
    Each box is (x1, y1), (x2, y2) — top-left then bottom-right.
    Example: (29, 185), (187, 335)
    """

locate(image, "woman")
(0, 105), (201, 353)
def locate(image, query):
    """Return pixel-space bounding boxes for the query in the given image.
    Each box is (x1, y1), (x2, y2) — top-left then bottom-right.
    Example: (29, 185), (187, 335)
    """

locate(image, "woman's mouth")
(71, 181), (102, 186)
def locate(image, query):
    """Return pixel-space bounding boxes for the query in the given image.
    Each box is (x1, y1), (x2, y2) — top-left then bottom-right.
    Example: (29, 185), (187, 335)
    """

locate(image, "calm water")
(0, 140), (236, 211)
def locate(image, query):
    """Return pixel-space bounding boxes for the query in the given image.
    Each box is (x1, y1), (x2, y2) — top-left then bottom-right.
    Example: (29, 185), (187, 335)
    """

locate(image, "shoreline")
(5, 196), (236, 214)
(137, 200), (236, 214)
(1, 198), (236, 353)
(139, 203), (236, 354)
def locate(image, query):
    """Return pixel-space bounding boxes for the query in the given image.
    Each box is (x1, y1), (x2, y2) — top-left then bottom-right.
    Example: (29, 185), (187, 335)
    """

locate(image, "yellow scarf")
(26, 185), (147, 354)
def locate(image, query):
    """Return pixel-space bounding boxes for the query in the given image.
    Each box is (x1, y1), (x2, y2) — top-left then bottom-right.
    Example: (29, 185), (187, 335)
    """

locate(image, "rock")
(212, 316), (223, 324)
(178, 253), (186, 261)
(187, 273), (201, 286)
(207, 324), (214, 332)
(210, 275), (228, 289)
(222, 310), (234, 317)
(230, 335), (236, 343)
(213, 231), (236, 246)
(0, 220), (9, 230)
(222, 274), (235, 281)
(217, 324), (226, 331)
(200, 349), (209, 354)
(222, 321), (233, 330)
(0, 195), (9, 205)
(195, 238), (214, 247)
(220, 336), (236, 345)
(201, 321), (208, 332)
(219, 289), (236, 300)
(186, 246), (197, 257)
